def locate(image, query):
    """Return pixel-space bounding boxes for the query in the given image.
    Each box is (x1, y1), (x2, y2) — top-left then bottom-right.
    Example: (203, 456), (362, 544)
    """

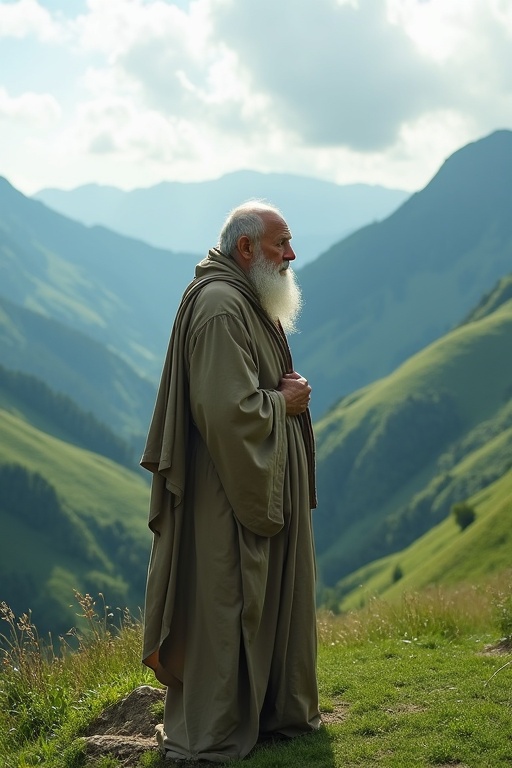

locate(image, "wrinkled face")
(256, 211), (296, 272)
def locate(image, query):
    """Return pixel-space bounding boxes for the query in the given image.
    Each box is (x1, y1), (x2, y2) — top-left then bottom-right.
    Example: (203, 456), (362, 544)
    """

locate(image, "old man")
(141, 200), (320, 762)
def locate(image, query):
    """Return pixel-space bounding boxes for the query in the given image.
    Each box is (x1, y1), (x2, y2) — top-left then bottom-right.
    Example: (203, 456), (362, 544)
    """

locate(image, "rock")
(81, 734), (158, 766)
(80, 685), (166, 766)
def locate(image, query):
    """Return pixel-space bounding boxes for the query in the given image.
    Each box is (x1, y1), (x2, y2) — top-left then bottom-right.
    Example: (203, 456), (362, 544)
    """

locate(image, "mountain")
(0, 403), (151, 636)
(4, 276), (511, 634)
(0, 364), (136, 467)
(313, 274), (512, 591)
(0, 177), (198, 382)
(0, 295), (155, 445)
(34, 171), (409, 266)
(5, 131), (512, 429)
(293, 130), (512, 419)
(3, 133), (512, 629)
(328, 466), (512, 612)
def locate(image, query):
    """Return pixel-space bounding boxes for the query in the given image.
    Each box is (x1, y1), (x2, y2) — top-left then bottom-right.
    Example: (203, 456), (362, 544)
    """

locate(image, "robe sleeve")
(188, 311), (287, 537)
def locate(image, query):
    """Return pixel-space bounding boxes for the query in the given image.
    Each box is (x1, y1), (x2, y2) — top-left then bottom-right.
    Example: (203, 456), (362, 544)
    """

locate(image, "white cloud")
(0, 86), (61, 124)
(1, 0), (511, 194)
(205, 0), (451, 151)
(69, 93), (199, 163)
(0, 0), (66, 41)
(74, 0), (254, 127)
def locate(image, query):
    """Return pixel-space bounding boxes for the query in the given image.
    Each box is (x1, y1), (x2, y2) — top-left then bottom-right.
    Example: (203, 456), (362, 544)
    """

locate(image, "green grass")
(1, 578), (512, 768)
(315, 638), (512, 768)
(335, 467), (512, 611)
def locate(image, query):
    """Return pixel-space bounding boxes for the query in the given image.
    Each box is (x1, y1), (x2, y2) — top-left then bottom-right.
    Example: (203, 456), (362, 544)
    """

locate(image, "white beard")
(248, 246), (303, 334)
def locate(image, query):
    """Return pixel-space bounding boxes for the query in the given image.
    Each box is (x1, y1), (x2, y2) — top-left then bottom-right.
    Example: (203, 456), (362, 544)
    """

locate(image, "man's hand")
(277, 371), (312, 415)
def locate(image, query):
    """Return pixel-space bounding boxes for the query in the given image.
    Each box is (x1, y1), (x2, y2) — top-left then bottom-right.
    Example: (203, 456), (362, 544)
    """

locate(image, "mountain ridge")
(293, 129), (512, 417)
(0, 176), (198, 382)
(33, 170), (409, 266)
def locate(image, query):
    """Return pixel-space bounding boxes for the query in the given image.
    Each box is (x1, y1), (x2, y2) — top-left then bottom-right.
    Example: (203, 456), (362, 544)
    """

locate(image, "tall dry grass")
(317, 573), (512, 646)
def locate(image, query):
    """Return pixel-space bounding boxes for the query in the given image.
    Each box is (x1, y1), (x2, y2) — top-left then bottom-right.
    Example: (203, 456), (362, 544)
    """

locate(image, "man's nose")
(284, 243), (296, 261)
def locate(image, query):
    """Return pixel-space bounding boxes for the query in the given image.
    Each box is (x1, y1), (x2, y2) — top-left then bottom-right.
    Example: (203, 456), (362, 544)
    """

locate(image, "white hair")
(217, 200), (285, 256)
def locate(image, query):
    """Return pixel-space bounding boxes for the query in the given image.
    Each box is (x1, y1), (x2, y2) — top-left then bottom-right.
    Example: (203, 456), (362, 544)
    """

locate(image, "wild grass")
(317, 579), (508, 647)
(0, 592), (154, 768)
(1, 575), (511, 767)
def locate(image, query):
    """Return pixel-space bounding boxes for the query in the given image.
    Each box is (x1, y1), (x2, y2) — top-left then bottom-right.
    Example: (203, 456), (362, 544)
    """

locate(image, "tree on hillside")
(392, 563), (404, 583)
(452, 501), (476, 531)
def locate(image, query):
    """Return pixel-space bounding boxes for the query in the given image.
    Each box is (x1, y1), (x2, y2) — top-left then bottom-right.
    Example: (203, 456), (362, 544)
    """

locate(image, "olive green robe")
(141, 249), (320, 762)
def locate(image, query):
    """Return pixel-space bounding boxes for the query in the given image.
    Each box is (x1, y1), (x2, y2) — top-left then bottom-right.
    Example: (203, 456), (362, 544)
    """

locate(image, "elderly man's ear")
(235, 235), (254, 272)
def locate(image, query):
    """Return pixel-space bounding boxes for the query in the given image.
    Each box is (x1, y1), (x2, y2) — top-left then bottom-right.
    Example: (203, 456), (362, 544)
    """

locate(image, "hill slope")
(293, 129), (512, 418)
(313, 280), (512, 589)
(0, 177), (198, 381)
(0, 406), (151, 635)
(34, 170), (409, 266)
(330, 467), (512, 611)
(5, 132), (512, 429)
(0, 364), (136, 467)
(0, 295), (155, 444)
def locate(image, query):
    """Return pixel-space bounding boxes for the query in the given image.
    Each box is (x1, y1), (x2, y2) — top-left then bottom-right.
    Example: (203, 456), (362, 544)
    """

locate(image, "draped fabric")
(141, 249), (320, 762)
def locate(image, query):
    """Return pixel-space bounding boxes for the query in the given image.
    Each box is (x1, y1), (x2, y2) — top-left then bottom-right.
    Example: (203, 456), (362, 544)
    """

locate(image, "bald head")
(217, 200), (286, 258)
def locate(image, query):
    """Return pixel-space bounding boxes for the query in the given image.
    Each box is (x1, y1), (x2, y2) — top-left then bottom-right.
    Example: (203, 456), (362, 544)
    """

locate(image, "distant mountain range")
(4, 130), (512, 427)
(34, 170), (409, 266)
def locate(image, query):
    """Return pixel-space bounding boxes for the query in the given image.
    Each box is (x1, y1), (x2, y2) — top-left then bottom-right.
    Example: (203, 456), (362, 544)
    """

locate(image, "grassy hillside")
(314, 286), (512, 590)
(293, 129), (512, 418)
(330, 467), (512, 612)
(0, 364), (136, 467)
(2, 574), (511, 768)
(0, 176), (198, 382)
(0, 295), (155, 444)
(0, 406), (151, 635)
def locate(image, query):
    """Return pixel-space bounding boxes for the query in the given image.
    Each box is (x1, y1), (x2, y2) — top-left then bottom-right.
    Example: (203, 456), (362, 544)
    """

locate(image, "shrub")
(392, 563), (404, 583)
(452, 501), (476, 531)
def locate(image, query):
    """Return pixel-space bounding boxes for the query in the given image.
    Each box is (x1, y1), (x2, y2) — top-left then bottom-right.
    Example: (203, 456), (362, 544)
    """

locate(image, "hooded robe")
(141, 249), (320, 762)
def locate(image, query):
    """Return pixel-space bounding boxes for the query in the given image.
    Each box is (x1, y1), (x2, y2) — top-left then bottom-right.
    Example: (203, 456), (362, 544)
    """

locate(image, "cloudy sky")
(1, 0), (511, 195)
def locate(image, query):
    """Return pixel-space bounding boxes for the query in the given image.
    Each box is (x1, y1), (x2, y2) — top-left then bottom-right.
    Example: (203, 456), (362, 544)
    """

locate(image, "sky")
(0, 0), (511, 195)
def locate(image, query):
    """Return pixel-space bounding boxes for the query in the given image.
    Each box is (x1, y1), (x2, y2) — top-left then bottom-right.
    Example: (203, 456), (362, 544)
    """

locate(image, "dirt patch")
(84, 684), (164, 738)
(435, 764), (469, 768)
(481, 637), (512, 655)
(80, 685), (166, 766)
(320, 699), (350, 724)
(82, 733), (160, 765)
